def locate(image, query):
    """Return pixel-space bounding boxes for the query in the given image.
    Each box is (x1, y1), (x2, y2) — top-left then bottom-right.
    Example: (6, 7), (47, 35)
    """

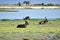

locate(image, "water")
(0, 9), (60, 19)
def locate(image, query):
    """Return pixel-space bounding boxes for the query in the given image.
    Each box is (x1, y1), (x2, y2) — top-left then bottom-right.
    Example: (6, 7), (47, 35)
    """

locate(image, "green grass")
(0, 9), (18, 12)
(0, 19), (60, 40)
(0, 20), (60, 33)
(0, 19), (60, 33)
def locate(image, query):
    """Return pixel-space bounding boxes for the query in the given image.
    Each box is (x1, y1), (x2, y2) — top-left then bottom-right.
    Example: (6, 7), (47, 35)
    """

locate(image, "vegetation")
(46, 3), (54, 6)
(0, 1), (60, 6)
(0, 9), (18, 12)
(17, 2), (21, 6)
(0, 19), (60, 40)
(23, 1), (30, 6)
(41, 3), (44, 5)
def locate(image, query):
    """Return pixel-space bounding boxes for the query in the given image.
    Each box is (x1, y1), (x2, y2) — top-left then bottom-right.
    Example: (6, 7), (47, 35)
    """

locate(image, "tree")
(47, 3), (54, 6)
(41, 3), (44, 5)
(18, 2), (21, 6)
(23, 1), (30, 6)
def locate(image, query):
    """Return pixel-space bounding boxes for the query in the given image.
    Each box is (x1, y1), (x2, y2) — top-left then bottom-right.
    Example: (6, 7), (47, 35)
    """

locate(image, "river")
(0, 9), (60, 19)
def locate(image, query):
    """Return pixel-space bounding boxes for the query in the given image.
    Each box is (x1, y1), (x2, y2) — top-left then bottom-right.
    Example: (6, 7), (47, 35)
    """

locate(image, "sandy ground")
(0, 6), (60, 9)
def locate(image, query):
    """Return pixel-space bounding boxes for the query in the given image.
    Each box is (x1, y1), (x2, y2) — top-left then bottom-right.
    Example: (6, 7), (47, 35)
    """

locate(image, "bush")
(2, 19), (10, 21)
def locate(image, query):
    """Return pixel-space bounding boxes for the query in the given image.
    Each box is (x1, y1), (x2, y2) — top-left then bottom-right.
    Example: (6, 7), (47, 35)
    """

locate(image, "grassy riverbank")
(0, 9), (18, 12)
(0, 19), (60, 33)
(0, 19), (60, 40)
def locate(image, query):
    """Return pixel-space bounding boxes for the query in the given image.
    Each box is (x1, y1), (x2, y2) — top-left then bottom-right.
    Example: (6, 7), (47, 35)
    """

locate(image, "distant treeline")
(31, 3), (60, 6)
(0, 3), (60, 6)
(0, 1), (60, 6)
